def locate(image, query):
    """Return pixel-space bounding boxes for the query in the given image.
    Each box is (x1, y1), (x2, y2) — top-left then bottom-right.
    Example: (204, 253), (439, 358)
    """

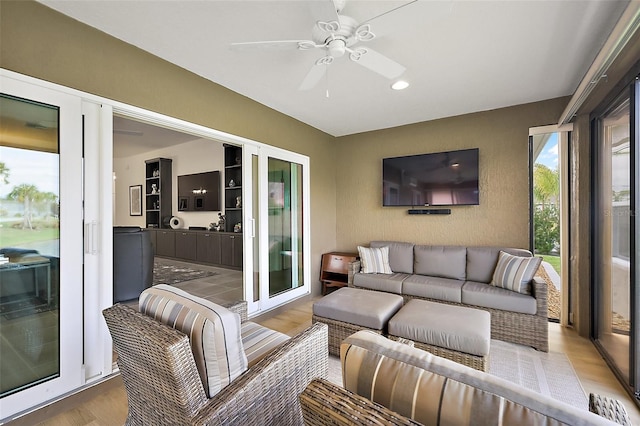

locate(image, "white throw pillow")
(491, 251), (542, 295)
(357, 246), (392, 274)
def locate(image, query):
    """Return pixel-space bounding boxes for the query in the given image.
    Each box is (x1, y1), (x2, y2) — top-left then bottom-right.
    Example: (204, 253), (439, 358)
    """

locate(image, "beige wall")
(113, 138), (226, 229)
(0, 0), (338, 295)
(334, 98), (569, 251)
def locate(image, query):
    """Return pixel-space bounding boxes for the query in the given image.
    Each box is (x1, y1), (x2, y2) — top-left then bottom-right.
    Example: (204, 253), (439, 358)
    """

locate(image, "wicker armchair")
(300, 379), (632, 426)
(103, 302), (328, 425)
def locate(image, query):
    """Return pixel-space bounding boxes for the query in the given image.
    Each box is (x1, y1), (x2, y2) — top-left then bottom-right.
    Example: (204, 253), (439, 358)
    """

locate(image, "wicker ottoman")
(388, 299), (491, 371)
(312, 287), (404, 356)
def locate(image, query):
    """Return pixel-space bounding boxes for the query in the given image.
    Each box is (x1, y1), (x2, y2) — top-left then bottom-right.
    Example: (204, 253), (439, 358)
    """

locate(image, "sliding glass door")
(258, 148), (310, 311)
(593, 76), (639, 394)
(0, 76), (84, 420)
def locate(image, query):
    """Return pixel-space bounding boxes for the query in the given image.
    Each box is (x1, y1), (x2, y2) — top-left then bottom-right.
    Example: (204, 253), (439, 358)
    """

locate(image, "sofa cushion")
(341, 331), (613, 426)
(241, 321), (290, 368)
(466, 246), (533, 283)
(491, 251), (542, 295)
(462, 281), (537, 315)
(413, 245), (466, 280)
(357, 246), (392, 274)
(402, 275), (464, 303)
(139, 284), (248, 398)
(353, 272), (409, 294)
(370, 241), (414, 274)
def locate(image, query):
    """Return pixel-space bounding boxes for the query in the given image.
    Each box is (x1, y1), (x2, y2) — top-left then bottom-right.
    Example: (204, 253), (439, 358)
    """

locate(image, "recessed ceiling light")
(391, 80), (409, 90)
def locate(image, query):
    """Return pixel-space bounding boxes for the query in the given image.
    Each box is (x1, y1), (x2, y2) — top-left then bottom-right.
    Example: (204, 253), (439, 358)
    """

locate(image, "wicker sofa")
(348, 241), (549, 351)
(102, 285), (328, 425)
(299, 331), (632, 426)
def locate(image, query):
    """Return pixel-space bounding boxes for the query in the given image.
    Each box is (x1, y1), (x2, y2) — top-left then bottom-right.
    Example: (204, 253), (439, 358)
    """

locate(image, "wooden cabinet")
(220, 234), (243, 268)
(320, 252), (358, 295)
(152, 229), (240, 270)
(224, 145), (242, 233)
(145, 158), (172, 229)
(156, 230), (176, 258)
(196, 232), (221, 265)
(175, 231), (197, 260)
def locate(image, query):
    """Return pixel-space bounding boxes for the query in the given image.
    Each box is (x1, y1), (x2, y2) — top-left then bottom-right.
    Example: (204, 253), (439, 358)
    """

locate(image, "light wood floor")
(8, 297), (640, 426)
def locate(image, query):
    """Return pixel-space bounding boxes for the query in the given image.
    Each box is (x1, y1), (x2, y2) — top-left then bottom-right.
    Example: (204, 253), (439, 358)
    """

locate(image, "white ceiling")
(40, 0), (628, 137)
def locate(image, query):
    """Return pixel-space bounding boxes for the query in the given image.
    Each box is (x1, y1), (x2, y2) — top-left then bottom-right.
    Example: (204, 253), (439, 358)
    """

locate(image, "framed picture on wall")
(129, 185), (142, 216)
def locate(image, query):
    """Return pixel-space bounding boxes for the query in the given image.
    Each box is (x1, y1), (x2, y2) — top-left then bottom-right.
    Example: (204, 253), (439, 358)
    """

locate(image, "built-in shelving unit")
(224, 145), (242, 233)
(145, 158), (172, 229)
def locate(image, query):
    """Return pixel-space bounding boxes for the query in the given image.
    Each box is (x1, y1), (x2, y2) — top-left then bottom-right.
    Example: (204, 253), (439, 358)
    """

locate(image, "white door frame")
(0, 73), (85, 420)
(258, 146), (311, 311)
(530, 124), (572, 326)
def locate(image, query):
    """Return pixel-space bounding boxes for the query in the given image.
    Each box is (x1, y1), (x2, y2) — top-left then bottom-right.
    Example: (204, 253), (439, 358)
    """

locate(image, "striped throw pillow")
(139, 285), (248, 398)
(491, 251), (542, 295)
(357, 246), (392, 274)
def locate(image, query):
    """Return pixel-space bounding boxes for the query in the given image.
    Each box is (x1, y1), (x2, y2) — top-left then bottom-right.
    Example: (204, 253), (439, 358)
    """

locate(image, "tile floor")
(155, 257), (243, 304)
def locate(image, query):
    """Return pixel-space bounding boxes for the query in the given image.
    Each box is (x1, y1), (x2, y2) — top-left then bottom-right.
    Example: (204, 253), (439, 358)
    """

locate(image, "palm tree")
(533, 163), (559, 209)
(0, 162), (9, 184)
(8, 183), (40, 229)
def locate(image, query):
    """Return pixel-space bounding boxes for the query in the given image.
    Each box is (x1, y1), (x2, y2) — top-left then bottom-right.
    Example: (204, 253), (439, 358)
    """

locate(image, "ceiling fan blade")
(348, 48), (406, 79)
(360, 0), (418, 25)
(230, 40), (316, 51)
(298, 58), (332, 91)
(308, 0), (340, 25)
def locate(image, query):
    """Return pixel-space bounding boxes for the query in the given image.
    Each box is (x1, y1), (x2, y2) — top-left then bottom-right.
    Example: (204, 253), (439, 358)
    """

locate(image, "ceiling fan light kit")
(231, 0), (412, 92)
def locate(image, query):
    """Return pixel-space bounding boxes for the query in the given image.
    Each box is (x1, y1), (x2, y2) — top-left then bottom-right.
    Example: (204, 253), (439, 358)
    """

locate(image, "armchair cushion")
(241, 321), (290, 367)
(341, 331), (618, 426)
(139, 284), (247, 398)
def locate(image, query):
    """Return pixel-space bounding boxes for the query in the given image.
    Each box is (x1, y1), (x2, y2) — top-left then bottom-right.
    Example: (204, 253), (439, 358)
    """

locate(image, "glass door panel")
(267, 158), (303, 297)
(0, 77), (83, 421)
(596, 95), (631, 382)
(0, 94), (60, 397)
(258, 148), (309, 311)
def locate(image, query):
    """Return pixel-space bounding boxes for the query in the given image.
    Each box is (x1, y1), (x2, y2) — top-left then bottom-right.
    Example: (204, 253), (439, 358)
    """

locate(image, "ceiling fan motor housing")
(312, 15), (361, 55)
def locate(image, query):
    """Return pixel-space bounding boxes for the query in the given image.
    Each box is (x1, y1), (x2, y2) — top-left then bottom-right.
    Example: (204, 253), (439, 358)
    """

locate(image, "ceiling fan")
(230, 0), (416, 91)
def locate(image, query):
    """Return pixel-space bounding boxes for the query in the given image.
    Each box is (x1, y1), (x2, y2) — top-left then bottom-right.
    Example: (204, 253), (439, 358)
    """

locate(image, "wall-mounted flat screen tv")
(383, 148), (479, 206)
(177, 171), (221, 211)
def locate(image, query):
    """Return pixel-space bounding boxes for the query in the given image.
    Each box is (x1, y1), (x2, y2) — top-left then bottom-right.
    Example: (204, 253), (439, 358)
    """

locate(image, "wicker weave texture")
(103, 304), (328, 426)
(312, 315), (382, 357)
(300, 378), (421, 426)
(589, 393), (633, 426)
(388, 335), (488, 371)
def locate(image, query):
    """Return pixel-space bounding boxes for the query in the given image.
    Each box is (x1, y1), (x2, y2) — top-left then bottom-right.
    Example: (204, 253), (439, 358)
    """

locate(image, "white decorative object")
(169, 216), (184, 229)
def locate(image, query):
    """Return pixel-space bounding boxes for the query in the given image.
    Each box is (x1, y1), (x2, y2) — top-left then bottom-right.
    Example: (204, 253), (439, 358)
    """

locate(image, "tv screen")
(383, 148), (479, 206)
(177, 171), (221, 211)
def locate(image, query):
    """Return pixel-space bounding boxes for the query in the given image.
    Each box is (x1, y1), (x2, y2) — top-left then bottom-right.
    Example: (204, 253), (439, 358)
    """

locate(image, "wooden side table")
(320, 252), (358, 295)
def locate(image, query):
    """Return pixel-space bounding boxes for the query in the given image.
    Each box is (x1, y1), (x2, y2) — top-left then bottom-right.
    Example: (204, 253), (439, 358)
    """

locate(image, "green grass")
(540, 254), (560, 275)
(0, 221), (59, 247)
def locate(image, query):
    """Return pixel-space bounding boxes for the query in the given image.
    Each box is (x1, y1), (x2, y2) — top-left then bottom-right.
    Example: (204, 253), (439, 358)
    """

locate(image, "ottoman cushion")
(313, 287), (404, 330)
(388, 299), (490, 356)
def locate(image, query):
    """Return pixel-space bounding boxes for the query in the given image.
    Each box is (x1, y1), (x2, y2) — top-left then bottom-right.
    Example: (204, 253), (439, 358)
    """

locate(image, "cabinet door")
(232, 235), (243, 268)
(196, 233), (221, 264)
(156, 230), (176, 258)
(221, 234), (243, 268)
(175, 232), (197, 260)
